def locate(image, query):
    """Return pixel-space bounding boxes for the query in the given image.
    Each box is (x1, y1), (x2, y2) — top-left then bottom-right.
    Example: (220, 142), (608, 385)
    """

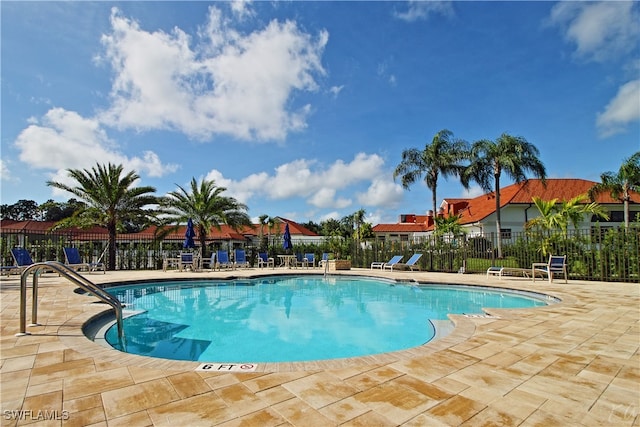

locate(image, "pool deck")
(1, 268), (638, 426)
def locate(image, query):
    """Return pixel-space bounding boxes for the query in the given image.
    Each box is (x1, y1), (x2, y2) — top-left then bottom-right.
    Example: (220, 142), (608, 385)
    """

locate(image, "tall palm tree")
(393, 129), (469, 221)
(47, 163), (158, 271)
(258, 214), (269, 248)
(257, 214), (278, 250)
(159, 177), (252, 257)
(463, 133), (546, 258)
(588, 151), (640, 229)
(352, 209), (366, 240)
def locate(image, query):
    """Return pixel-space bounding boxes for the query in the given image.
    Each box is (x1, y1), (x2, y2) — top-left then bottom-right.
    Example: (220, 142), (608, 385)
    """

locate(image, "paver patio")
(1, 268), (638, 426)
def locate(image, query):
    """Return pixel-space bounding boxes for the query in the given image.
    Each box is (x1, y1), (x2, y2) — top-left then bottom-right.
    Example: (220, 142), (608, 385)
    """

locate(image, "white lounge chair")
(486, 266), (531, 279)
(391, 253), (423, 271)
(371, 255), (403, 270)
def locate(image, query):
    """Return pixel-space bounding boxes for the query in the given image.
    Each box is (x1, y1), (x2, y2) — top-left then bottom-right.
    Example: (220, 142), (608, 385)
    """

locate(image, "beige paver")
(1, 269), (638, 426)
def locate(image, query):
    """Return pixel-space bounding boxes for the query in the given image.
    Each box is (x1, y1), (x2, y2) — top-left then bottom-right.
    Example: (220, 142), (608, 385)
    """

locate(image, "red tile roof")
(0, 218), (319, 241)
(454, 178), (640, 226)
(376, 178), (640, 232)
(274, 217), (319, 236)
(0, 220), (108, 235)
(372, 223), (430, 233)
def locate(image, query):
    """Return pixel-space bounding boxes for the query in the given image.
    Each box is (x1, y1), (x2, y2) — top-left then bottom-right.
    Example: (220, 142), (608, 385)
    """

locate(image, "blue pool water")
(103, 276), (550, 363)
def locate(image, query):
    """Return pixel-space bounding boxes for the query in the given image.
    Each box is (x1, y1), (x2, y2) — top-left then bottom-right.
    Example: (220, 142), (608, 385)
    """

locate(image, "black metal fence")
(1, 226), (638, 282)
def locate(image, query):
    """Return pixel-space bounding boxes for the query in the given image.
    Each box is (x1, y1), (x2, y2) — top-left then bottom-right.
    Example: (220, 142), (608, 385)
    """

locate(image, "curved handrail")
(17, 261), (125, 345)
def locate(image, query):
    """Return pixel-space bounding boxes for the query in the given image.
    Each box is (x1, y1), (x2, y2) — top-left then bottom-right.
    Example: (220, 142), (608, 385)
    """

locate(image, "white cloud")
(329, 85), (344, 98)
(461, 185), (485, 199)
(204, 153), (395, 210)
(98, 6), (328, 142)
(0, 159), (16, 183)
(547, 2), (639, 139)
(309, 188), (351, 209)
(548, 1), (640, 63)
(596, 79), (640, 137)
(13, 107), (178, 192)
(319, 211), (341, 222)
(394, 1), (454, 22)
(356, 178), (404, 208)
(230, 0), (254, 20)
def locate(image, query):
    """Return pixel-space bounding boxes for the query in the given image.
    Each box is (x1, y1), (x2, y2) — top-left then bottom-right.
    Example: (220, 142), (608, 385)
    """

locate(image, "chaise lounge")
(371, 255), (403, 270)
(63, 247), (105, 273)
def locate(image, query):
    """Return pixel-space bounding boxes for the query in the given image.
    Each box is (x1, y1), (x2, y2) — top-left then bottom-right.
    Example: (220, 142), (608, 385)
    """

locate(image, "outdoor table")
(277, 255), (297, 268)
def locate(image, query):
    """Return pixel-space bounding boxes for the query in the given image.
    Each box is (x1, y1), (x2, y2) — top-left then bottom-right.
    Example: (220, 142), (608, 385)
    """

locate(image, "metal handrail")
(16, 261), (125, 345)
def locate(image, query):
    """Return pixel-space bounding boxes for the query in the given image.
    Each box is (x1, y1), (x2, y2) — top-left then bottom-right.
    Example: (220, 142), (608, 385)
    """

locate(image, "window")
(500, 228), (512, 239)
(591, 226), (612, 240)
(594, 211), (640, 222)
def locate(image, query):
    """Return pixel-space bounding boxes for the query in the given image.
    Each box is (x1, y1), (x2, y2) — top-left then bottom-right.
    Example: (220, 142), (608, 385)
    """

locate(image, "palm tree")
(463, 133), (546, 258)
(393, 129), (469, 221)
(258, 214), (269, 248)
(257, 214), (279, 250)
(588, 151), (640, 229)
(47, 163), (158, 271)
(434, 213), (465, 240)
(352, 209), (366, 240)
(159, 178), (252, 257)
(526, 195), (609, 256)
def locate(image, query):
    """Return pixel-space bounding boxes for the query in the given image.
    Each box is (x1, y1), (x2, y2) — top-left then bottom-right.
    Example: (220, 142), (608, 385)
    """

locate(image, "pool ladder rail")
(15, 261), (126, 347)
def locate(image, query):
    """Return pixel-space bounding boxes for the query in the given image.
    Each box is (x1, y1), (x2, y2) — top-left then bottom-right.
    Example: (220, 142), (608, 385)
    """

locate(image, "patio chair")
(216, 250), (234, 270)
(63, 247), (105, 273)
(257, 252), (274, 268)
(532, 255), (568, 283)
(234, 249), (250, 268)
(318, 253), (330, 268)
(201, 253), (216, 271)
(294, 253), (307, 268)
(303, 253), (316, 268)
(0, 264), (21, 276)
(392, 253), (423, 271)
(178, 252), (196, 271)
(371, 255), (403, 270)
(10, 248), (35, 273)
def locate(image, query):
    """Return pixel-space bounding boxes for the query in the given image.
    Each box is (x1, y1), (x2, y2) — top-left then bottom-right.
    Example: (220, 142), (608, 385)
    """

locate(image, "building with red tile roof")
(0, 217), (320, 248)
(372, 178), (640, 243)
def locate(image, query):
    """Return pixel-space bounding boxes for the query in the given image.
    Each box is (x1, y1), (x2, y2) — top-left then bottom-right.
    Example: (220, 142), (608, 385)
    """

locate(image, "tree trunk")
(108, 227), (117, 271)
(494, 173), (503, 259)
(624, 197), (629, 229)
(432, 189), (438, 229)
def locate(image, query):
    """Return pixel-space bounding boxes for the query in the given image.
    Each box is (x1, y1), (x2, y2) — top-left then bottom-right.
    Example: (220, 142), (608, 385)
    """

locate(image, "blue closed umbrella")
(183, 218), (196, 249)
(283, 223), (293, 251)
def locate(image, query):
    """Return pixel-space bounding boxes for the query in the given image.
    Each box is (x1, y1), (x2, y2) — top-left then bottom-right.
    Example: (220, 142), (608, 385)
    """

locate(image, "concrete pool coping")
(1, 268), (638, 426)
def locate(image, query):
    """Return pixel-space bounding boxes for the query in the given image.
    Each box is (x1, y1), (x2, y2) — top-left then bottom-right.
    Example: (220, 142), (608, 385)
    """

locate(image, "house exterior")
(372, 178), (640, 243)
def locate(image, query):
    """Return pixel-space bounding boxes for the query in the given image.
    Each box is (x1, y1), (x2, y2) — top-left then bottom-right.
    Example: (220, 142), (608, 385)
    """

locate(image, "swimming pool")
(100, 276), (552, 363)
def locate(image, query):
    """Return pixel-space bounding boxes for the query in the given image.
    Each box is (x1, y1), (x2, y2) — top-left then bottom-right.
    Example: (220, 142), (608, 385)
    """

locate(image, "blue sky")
(2, 1), (639, 225)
